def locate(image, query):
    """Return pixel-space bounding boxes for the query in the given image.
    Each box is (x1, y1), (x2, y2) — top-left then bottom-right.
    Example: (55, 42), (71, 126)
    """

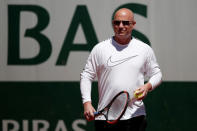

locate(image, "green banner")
(0, 82), (197, 131)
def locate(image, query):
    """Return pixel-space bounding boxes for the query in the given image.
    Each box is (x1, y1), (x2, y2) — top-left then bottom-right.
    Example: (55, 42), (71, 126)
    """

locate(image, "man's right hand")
(83, 101), (96, 121)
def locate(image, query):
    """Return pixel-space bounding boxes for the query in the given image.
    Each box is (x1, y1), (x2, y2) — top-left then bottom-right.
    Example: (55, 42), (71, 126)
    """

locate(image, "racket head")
(106, 91), (130, 124)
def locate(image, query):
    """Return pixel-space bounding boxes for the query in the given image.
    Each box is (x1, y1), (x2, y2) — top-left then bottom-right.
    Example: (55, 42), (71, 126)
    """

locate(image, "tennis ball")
(134, 91), (143, 99)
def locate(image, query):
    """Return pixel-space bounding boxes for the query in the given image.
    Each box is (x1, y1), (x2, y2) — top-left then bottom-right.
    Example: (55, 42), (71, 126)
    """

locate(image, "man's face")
(112, 12), (135, 38)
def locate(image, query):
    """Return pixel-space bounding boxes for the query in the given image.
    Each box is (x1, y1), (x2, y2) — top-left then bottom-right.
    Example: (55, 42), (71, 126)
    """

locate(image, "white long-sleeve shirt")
(80, 37), (162, 120)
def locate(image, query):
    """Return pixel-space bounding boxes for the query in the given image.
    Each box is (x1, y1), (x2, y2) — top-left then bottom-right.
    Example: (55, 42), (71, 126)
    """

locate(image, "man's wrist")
(145, 82), (152, 92)
(83, 101), (92, 106)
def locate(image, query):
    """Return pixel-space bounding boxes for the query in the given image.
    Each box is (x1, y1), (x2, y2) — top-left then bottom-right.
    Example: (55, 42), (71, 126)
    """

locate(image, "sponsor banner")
(1, 0), (197, 81)
(0, 82), (97, 131)
(0, 82), (197, 131)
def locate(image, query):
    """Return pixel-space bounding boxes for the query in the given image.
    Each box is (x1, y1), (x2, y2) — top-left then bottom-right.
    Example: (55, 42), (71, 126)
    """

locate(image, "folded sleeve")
(80, 47), (98, 103)
(144, 46), (162, 90)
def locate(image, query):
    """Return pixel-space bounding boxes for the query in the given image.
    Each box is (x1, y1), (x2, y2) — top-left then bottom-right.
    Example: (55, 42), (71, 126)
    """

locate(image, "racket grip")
(94, 111), (101, 117)
(94, 112), (99, 116)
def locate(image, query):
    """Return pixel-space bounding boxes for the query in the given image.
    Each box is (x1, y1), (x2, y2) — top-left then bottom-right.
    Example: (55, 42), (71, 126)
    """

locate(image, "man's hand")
(134, 83), (152, 100)
(83, 101), (96, 121)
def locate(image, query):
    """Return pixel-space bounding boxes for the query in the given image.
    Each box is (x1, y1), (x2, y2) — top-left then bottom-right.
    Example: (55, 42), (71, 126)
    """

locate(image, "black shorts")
(94, 115), (147, 131)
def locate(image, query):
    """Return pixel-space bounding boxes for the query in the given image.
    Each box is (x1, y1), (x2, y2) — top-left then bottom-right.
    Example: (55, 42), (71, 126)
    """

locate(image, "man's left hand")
(134, 83), (152, 100)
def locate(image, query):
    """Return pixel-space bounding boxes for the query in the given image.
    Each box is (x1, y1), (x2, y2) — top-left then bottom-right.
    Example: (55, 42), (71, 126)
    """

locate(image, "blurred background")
(0, 0), (197, 130)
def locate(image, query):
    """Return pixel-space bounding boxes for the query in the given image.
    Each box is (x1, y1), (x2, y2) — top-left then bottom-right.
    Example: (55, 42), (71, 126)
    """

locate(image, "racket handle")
(94, 111), (101, 117)
(94, 112), (99, 115)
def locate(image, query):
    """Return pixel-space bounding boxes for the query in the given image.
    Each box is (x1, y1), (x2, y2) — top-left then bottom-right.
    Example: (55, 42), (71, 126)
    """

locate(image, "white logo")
(107, 55), (138, 67)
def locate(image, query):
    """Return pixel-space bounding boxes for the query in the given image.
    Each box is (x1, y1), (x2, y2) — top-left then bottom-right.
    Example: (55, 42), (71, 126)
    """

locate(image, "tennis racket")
(94, 91), (133, 124)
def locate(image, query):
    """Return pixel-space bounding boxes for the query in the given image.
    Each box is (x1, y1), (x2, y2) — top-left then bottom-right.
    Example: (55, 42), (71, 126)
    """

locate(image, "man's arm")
(135, 46), (162, 100)
(80, 47), (98, 121)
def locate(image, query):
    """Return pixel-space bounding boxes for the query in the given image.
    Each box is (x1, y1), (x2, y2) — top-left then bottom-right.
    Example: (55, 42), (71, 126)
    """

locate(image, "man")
(80, 8), (162, 131)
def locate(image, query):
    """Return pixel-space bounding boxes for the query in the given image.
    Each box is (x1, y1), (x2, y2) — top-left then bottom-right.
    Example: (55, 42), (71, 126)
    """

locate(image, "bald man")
(80, 8), (162, 131)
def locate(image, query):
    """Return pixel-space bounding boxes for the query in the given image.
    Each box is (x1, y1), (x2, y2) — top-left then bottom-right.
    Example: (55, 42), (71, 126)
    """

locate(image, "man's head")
(112, 8), (136, 39)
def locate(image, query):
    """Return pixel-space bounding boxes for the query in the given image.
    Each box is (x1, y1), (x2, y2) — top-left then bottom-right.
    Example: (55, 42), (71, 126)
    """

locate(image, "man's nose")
(119, 22), (124, 28)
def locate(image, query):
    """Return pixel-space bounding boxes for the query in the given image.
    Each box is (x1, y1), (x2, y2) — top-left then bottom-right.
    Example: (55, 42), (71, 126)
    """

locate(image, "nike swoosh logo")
(107, 55), (138, 67)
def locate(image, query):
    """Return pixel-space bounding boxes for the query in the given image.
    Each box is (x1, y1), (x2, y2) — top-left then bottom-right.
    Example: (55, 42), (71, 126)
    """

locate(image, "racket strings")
(107, 93), (128, 120)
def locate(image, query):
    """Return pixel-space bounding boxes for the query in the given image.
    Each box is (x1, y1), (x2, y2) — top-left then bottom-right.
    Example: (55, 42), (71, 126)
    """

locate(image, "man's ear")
(131, 21), (136, 29)
(133, 20), (136, 25)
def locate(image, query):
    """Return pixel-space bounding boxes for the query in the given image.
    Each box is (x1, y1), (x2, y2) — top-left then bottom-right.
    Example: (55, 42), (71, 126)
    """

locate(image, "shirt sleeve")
(144, 46), (162, 90)
(80, 47), (98, 104)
